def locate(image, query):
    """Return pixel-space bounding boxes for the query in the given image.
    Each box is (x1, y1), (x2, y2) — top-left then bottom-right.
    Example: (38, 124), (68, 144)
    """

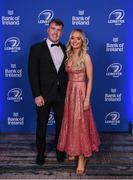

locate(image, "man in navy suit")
(28, 19), (68, 165)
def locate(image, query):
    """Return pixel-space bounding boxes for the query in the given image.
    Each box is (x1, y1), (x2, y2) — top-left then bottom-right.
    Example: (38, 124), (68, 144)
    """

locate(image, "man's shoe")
(36, 153), (44, 165)
(56, 150), (65, 162)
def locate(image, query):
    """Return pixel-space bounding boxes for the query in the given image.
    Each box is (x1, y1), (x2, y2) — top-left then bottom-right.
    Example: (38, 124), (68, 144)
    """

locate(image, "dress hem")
(57, 146), (100, 158)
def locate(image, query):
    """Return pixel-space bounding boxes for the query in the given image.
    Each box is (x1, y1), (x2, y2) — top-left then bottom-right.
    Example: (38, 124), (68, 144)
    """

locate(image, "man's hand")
(35, 96), (45, 107)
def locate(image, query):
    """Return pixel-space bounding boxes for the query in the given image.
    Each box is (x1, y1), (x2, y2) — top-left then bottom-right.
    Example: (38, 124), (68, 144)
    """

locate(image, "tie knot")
(51, 43), (60, 47)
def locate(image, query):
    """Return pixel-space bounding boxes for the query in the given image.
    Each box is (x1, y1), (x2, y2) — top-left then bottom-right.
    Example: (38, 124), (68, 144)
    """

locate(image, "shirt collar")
(46, 38), (59, 48)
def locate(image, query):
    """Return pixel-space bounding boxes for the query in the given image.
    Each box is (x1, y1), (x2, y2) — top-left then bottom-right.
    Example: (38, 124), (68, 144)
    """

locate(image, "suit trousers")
(36, 94), (65, 155)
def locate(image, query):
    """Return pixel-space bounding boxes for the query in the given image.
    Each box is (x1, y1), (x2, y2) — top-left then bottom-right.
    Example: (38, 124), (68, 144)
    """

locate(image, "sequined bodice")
(65, 64), (86, 82)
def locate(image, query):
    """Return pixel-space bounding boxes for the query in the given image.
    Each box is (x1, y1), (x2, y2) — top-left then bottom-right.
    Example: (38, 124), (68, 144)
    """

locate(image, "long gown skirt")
(57, 67), (101, 157)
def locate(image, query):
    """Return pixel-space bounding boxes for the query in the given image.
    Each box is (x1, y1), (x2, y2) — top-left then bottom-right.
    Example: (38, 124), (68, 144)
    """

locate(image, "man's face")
(47, 22), (63, 43)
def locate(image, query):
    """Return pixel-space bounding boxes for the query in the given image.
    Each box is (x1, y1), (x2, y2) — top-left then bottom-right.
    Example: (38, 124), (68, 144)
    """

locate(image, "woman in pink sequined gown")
(57, 29), (100, 174)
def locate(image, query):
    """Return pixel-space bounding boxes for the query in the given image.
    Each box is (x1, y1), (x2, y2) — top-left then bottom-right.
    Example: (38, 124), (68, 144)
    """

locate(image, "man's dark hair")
(49, 18), (64, 27)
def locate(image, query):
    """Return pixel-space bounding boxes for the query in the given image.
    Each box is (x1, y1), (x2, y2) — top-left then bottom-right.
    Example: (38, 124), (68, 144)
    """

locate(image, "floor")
(0, 133), (133, 179)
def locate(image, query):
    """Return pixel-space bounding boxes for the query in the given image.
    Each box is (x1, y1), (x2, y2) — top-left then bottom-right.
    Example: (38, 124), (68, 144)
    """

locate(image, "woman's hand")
(83, 98), (90, 111)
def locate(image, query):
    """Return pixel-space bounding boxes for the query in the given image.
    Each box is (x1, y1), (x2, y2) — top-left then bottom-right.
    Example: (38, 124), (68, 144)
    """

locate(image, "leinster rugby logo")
(48, 111), (55, 125)
(108, 9), (125, 25)
(105, 112), (120, 125)
(4, 37), (21, 52)
(7, 88), (23, 102)
(86, 37), (89, 50)
(38, 9), (54, 25)
(106, 63), (122, 78)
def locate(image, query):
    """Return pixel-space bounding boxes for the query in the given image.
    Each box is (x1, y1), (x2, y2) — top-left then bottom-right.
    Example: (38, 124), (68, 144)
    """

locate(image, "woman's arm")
(83, 53), (93, 110)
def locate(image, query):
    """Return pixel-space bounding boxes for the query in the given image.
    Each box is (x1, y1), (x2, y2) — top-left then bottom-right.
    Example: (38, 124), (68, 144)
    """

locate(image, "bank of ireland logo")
(4, 37), (21, 52)
(7, 88), (23, 102)
(108, 9), (125, 25)
(8, 10), (14, 16)
(7, 112), (24, 125)
(38, 10), (54, 25)
(106, 63), (122, 78)
(72, 10), (90, 25)
(2, 10), (20, 25)
(105, 112), (120, 125)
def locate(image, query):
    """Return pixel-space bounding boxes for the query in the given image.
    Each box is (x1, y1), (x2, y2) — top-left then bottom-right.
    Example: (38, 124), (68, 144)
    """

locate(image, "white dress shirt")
(46, 38), (64, 72)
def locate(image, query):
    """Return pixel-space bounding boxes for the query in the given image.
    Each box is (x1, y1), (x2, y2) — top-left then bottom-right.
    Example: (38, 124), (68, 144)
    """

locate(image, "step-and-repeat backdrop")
(0, 0), (133, 133)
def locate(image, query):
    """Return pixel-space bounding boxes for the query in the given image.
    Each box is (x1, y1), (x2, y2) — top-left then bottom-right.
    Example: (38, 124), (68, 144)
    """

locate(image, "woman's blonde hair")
(66, 29), (87, 66)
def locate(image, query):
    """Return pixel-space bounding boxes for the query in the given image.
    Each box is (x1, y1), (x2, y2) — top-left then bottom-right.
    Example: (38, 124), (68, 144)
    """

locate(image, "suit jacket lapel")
(42, 41), (57, 73)
(42, 41), (66, 74)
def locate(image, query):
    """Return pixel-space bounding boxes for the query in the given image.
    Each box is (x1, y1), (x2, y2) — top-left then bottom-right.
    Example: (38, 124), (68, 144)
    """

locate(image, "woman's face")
(70, 31), (83, 49)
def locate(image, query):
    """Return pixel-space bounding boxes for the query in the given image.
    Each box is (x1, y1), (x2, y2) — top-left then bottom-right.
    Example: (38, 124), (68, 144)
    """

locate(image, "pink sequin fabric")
(57, 63), (101, 157)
